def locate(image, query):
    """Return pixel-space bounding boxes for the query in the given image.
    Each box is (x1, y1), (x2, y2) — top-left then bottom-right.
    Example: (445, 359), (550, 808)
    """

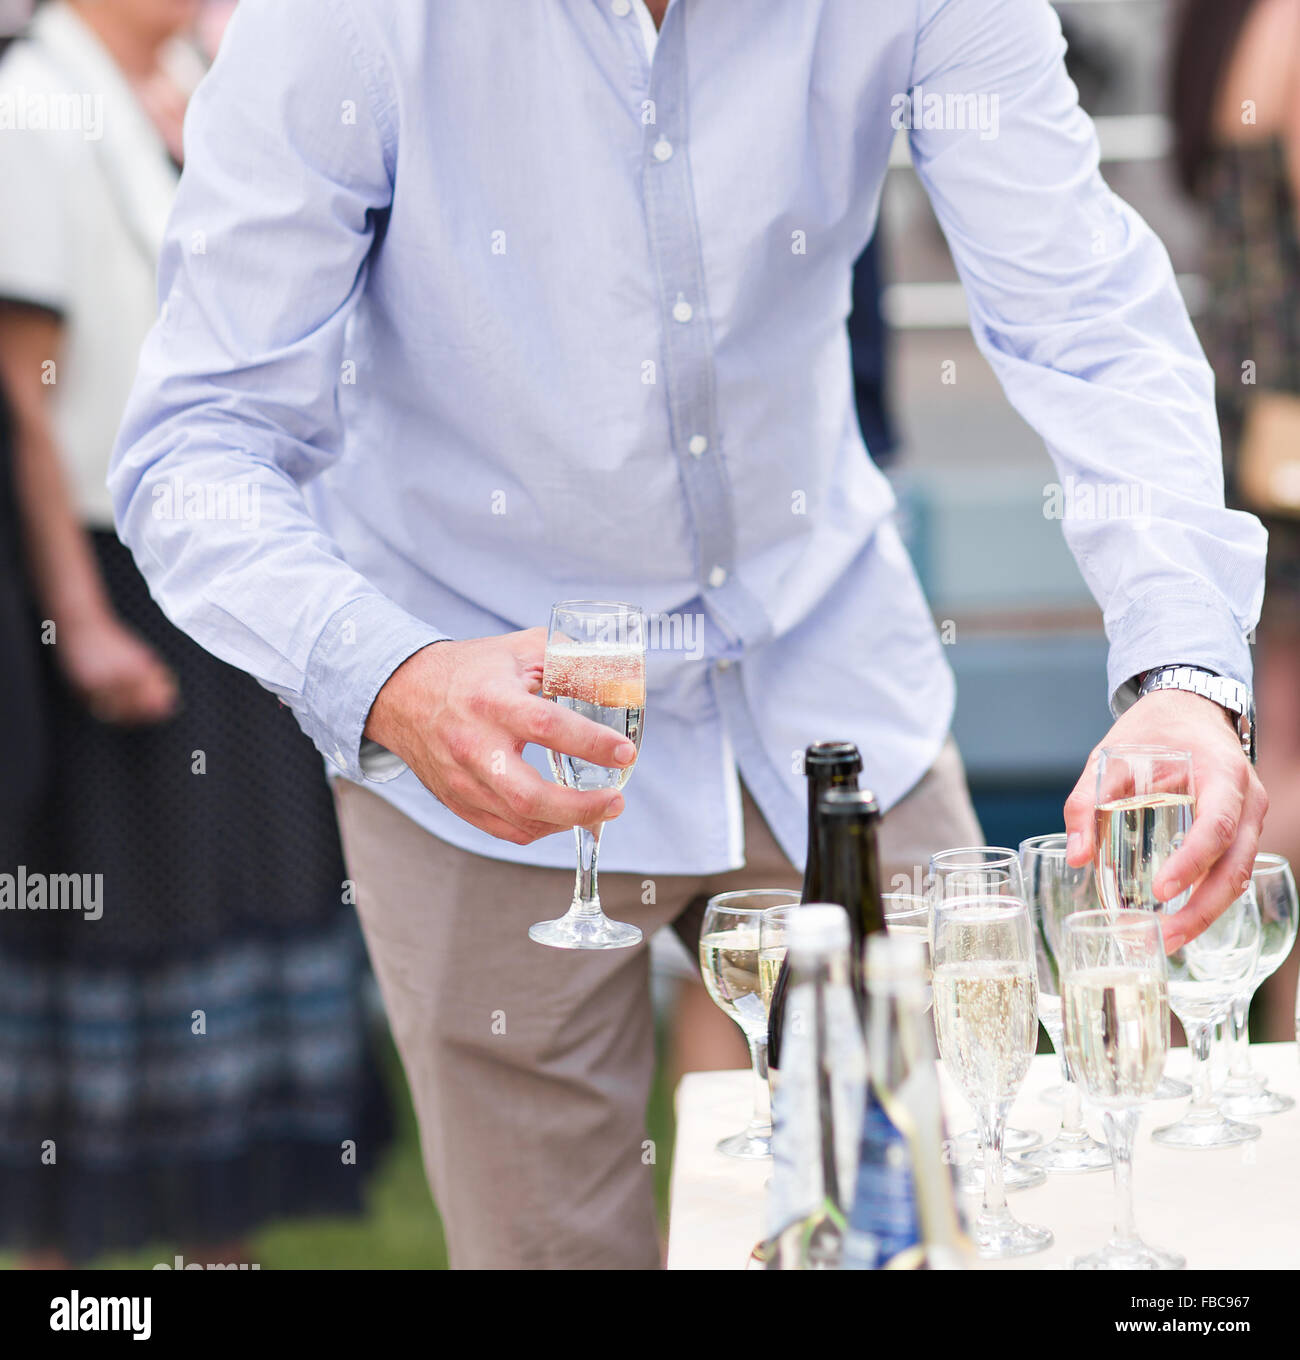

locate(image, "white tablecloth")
(667, 1041), (1299, 1270)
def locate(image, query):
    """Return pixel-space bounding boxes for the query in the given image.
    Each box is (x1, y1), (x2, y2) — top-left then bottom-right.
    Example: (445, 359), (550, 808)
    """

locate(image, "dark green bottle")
(816, 787), (886, 1015)
(767, 742), (861, 1073)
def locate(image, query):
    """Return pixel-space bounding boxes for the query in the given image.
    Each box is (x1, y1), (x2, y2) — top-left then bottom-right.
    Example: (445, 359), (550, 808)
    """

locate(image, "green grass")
(4, 1028), (678, 1270)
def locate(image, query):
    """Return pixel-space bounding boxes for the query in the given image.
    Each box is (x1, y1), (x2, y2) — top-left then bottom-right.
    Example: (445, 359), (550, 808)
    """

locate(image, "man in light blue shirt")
(112, 0), (1268, 1266)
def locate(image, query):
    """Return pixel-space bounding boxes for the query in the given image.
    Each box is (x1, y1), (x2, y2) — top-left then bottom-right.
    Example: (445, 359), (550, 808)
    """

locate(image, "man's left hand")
(1063, 689), (1268, 950)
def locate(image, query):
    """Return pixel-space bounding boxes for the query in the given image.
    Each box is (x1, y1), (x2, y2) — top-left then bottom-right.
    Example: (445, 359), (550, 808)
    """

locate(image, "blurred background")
(0, 0), (1294, 1268)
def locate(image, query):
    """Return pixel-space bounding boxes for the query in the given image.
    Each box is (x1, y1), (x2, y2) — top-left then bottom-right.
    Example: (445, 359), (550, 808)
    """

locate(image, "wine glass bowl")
(701, 889), (802, 1159)
(1062, 909), (1184, 1270)
(1152, 886), (1263, 1149)
(1220, 854), (1298, 1118)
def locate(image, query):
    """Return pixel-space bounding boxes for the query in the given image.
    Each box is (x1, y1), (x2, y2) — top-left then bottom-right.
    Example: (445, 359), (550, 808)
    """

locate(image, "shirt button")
(611, 0), (631, 14)
(716, 658), (733, 672)
(673, 298), (694, 324)
(652, 138), (673, 162)
(708, 565), (727, 589)
(688, 435), (708, 457)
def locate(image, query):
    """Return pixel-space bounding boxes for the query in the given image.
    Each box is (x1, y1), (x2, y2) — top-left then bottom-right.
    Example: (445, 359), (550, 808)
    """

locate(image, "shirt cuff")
(300, 594), (448, 782)
(1106, 586), (1255, 718)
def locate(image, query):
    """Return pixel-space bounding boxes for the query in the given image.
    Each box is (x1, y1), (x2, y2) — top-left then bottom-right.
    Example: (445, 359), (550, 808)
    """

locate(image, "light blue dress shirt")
(110, 0), (1267, 875)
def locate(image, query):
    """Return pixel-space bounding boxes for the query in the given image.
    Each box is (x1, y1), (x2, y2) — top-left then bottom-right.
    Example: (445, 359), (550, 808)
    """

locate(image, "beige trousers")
(333, 738), (982, 1269)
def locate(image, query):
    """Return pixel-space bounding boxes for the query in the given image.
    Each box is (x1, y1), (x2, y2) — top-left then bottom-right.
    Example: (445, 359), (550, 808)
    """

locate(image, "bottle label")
(843, 1092), (920, 1269)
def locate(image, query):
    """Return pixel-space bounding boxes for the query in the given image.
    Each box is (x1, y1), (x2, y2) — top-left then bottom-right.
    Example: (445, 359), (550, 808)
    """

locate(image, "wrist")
(364, 639), (453, 753)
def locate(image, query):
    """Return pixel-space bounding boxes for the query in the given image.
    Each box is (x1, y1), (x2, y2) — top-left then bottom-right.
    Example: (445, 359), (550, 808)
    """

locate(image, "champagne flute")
(529, 601), (646, 949)
(1220, 855), (1298, 1118)
(1093, 745), (1195, 1099)
(932, 896), (1051, 1258)
(1017, 834), (1111, 1173)
(1062, 909), (1183, 1269)
(1153, 885), (1262, 1147)
(701, 889), (802, 1158)
(930, 848), (1044, 1180)
(883, 893), (931, 1008)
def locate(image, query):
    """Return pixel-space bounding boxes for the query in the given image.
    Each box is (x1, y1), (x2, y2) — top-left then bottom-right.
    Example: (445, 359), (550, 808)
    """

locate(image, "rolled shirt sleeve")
(907, 0), (1268, 710)
(109, 0), (445, 781)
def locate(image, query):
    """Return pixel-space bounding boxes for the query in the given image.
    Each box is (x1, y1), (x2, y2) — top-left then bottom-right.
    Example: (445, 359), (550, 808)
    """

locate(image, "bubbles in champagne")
(542, 643), (645, 708)
(932, 960), (1037, 1106)
(1063, 967), (1169, 1107)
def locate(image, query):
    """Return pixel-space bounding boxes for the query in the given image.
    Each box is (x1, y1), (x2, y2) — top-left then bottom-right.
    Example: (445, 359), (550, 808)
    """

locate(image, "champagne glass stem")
(1228, 994), (1255, 1082)
(747, 1036), (771, 1133)
(1061, 1078), (1087, 1140)
(571, 823), (603, 917)
(1102, 1107), (1140, 1248)
(978, 1108), (1008, 1220)
(1188, 1020), (1216, 1116)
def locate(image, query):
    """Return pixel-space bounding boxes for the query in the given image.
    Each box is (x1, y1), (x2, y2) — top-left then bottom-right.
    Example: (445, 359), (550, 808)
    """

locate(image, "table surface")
(667, 1041), (1299, 1270)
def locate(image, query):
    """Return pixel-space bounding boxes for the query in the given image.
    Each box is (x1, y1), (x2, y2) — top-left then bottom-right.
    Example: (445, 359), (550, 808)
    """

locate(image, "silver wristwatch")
(1137, 664), (1256, 764)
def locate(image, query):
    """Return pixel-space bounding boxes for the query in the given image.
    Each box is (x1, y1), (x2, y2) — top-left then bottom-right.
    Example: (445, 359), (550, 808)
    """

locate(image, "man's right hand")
(363, 629), (635, 846)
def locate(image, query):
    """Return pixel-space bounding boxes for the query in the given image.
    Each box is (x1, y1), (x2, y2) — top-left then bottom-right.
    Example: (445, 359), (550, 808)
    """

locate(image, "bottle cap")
(818, 787), (881, 818)
(786, 904), (850, 956)
(804, 742), (862, 773)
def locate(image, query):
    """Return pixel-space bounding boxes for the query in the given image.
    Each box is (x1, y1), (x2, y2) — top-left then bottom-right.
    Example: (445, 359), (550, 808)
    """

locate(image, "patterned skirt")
(0, 531), (392, 1262)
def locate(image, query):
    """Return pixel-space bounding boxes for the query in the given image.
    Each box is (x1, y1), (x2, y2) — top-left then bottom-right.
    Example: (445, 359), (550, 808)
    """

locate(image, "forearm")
(9, 414), (112, 628)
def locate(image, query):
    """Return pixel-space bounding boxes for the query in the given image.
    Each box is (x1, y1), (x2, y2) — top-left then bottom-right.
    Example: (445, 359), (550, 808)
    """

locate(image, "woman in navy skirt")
(0, 0), (391, 1265)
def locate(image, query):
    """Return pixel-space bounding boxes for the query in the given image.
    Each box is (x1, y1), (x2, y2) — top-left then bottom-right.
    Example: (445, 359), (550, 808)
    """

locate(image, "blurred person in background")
(0, 0), (390, 1266)
(1171, 0), (1300, 1038)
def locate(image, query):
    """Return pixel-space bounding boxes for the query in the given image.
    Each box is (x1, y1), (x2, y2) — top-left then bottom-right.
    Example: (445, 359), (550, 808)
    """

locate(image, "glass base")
(716, 1127), (772, 1160)
(972, 1213), (1053, 1259)
(528, 913), (642, 950)
(956, 1157), (1047, 1194)
(1153, 1074), (1192, 1100)
(1218, 1087), (1295, 1119)
(955, 1125), (1042, 1154)
(1071, 1239), (1185, 1270)
(1151, 1113), (1261, 1148)
(1019, 1131), (1112, 1174)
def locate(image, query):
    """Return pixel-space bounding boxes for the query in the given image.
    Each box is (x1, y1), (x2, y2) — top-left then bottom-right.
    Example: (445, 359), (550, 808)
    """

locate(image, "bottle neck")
(801, 767), (857, 901)
(815, 813), (885, 1003)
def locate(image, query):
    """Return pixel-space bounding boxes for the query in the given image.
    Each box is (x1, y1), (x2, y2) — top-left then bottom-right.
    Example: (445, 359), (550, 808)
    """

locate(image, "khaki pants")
(333, 738), (981, 1269)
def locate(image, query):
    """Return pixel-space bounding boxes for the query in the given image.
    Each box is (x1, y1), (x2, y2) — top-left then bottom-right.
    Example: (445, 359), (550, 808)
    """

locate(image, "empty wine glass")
(1016, 834), (1111, 1174)
(700, 889), (802, 1158)
(930, 848), (1043, 1182)
(1062, 909), (1183, 1269)
(1093, 745), (1195, 1099)
(529, 601), (645, 949)
(932, 895), (1053, 1258)
(1220, 855), (1298, 1118)
(1153, 885), (1262, 1148)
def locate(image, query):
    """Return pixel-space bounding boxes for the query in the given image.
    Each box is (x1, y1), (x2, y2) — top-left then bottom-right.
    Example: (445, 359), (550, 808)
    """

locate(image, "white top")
(0, 2), (198, 527)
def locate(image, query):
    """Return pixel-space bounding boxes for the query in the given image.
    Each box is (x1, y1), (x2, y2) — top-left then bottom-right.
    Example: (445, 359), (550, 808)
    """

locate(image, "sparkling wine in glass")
(1062, 909), (1183, 1270)
(528, 601), (645, 950)
(1017, 834), (1111, 1174)
(1093, 745), (1195, 1100)
(1220, 854), (1298, 1118)
(700, 889), (801, 1159)
(929, 848), (1044, 1184)
(932, 895), (1053, 1258)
